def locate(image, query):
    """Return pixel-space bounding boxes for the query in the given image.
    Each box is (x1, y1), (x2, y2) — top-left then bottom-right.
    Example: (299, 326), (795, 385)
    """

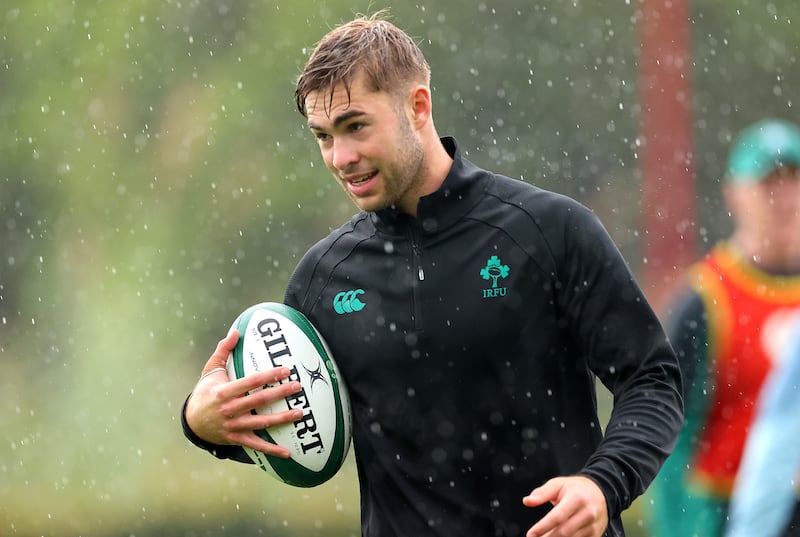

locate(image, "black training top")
(183, 136), (683, 537)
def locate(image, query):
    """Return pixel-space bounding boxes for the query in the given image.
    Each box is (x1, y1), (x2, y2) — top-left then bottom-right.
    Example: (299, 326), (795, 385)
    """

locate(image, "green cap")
(726, 119), (800, 183)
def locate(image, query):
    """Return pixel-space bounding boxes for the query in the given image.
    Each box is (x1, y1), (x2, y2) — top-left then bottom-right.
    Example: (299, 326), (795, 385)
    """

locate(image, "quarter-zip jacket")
(183, 136), (683, 537)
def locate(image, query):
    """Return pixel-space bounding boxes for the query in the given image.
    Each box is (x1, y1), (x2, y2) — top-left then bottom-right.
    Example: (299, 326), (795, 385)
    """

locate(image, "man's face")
(305, 74), (425, 214)
(727, 167), (800, 257)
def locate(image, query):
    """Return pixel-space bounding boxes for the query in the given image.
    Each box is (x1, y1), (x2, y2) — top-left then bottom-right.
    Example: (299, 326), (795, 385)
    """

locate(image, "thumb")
(201, 328), (239, 376)
(522, 479), (559, 508)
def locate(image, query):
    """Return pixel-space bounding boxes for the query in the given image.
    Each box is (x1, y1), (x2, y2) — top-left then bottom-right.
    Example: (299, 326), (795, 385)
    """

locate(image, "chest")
(303, 221), (568, 403)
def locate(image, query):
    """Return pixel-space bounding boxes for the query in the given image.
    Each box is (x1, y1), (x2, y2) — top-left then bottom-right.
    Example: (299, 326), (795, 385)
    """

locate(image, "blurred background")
(1, 1), (798, 536)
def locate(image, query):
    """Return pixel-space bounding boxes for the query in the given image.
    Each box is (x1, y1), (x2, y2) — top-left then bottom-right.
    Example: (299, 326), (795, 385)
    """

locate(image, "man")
(182, 13), (683, 537)
(725, 317), (800, 537)
(647, 118), (800, 537)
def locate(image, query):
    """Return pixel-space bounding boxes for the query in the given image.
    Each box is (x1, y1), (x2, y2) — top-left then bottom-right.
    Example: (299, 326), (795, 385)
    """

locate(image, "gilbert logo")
(255, 316), (325, 454)
(303, 362), (328, 391)
(480, 256), (510, 298)
(333, 289), (366, 314)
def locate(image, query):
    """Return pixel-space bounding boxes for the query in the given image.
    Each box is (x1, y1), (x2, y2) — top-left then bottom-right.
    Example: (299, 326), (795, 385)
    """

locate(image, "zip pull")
(409, 227), (424, 281)
(411, 242), (425, 281)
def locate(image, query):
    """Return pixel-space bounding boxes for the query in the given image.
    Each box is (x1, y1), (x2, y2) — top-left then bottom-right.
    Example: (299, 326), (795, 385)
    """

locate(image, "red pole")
(636, 0), (696, 310)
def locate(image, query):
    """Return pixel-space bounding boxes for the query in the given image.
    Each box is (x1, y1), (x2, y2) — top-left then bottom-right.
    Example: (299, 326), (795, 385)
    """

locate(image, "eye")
(348, 122), (365, 133)
(313, 131), (331, 143)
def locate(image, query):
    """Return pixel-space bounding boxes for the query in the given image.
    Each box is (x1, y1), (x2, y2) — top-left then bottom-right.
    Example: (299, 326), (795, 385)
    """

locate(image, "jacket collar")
(371, 136), (489, 235)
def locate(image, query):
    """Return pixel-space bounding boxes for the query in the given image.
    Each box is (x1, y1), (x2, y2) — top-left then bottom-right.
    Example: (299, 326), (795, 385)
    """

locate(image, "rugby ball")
(225, 302), (351, 487)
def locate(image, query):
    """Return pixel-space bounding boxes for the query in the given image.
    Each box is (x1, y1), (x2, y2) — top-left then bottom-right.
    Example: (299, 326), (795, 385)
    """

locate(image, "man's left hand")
(522, 475), (609, 537)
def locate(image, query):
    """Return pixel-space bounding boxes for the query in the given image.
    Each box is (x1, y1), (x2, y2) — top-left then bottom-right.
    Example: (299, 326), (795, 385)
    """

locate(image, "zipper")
(413, 242), (425, 281)
(409, 226), (424, 330)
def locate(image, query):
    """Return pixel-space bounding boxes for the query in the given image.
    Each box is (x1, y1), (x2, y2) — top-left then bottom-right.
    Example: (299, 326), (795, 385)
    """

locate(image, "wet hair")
(294, 10), (431, 117)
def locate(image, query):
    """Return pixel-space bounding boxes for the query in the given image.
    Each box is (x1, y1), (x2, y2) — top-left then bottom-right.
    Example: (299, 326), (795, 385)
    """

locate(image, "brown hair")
(295, 10), (431, 117)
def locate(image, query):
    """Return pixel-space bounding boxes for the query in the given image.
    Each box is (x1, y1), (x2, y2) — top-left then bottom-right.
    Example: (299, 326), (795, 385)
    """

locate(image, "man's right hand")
(184, 329), (305, 458)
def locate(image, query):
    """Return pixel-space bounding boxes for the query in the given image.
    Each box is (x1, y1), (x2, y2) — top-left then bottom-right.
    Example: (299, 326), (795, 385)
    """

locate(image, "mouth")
(346, 171), (378, 185)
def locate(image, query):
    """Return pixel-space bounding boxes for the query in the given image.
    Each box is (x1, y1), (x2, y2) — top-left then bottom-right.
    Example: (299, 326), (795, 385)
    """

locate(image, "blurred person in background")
(725, 314), (800, 537)
(647, 118), (800, 537)
(181, 11), (683, 537)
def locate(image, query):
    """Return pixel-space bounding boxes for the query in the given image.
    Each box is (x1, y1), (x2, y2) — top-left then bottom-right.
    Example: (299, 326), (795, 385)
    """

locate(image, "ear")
(407, 85), (432, 129)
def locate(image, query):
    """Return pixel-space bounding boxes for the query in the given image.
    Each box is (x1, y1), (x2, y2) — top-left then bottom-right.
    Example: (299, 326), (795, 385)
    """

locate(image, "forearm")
(583, 361), (684, 517)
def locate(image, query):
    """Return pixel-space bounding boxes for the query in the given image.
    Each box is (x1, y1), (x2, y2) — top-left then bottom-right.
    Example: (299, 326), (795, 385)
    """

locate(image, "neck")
(404, 132), (454, 217)
(425, 133), (455, 190)
(729, 234), (800, 273)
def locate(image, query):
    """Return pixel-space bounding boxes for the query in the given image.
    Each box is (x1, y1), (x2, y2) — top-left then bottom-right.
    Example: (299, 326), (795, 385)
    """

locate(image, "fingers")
(229, 432), (291, 458)
(232, 406), (304, 432)
(523, 481), (566, 537)
(189, 330), (313, 458)
(197, 328), (296, 399)
(523, 476), (608, 537)
(225, 430), (290, 458)
(219, 378), (303, 419)
(522, 480), (557, 508)
(525, 500), (586, 537)
(222, 365), (298, 397)
(187, 375), (303, 450)
(228, 406), (307, 458)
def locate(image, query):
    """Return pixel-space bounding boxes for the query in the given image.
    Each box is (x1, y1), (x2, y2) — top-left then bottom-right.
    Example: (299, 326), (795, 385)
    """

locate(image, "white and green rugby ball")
(225, 302), (351, 487)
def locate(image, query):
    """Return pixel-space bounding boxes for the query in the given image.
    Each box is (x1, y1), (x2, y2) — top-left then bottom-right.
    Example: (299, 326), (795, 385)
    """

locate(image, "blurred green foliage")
(1, 1), (798, 536)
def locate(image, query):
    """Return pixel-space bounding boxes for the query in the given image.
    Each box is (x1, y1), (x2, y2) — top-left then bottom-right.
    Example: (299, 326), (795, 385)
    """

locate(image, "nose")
(330, 138), (360, 173)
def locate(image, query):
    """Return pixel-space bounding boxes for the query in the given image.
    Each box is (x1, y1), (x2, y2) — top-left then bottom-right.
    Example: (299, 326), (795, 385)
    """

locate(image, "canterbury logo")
(333, 289), (366, 314)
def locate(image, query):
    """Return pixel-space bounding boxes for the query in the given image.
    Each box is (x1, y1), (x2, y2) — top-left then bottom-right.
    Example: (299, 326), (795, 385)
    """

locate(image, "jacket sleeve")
(550, 201), (684, 519)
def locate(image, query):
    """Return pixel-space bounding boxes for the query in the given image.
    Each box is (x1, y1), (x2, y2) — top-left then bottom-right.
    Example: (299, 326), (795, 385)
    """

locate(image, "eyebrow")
(308, 109), (366, 131)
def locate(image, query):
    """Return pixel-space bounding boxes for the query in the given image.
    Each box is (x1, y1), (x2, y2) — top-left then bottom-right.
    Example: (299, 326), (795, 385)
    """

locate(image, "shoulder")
(464, 170), (626, 288)
(285, 212), (376, 310)
(476, 173), (602, 241)
(452, 149), (598, 233)
(305, 212), (375, 260)
(485, 173), (591, 217)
